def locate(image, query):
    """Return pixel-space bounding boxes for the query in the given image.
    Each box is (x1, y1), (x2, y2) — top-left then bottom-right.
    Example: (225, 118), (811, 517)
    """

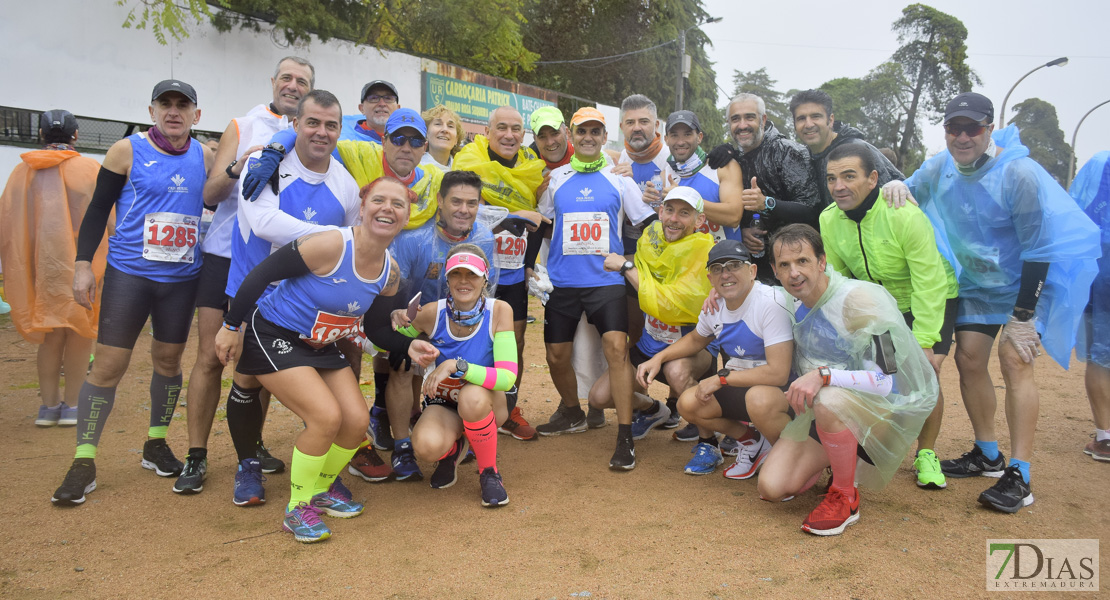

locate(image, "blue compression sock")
(975, 440), (1000, 461)
(1009, 458), (1031, 483)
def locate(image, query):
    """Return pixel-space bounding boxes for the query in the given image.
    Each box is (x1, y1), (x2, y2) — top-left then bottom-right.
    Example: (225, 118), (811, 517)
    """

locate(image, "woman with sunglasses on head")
(397, 244), (517, 507)
(214, 176), (438, 542)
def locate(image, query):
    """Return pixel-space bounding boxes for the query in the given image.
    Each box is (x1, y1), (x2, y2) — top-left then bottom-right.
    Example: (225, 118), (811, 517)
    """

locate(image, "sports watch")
(225, 159), (239, 179)
(764, 196), (777, 212)
(452, 357), (469, 379)
(265, 141), (286, 154)
(717, 368), (731, 387)
(817, 366), (831, 386)
(620, 260), (634, 276)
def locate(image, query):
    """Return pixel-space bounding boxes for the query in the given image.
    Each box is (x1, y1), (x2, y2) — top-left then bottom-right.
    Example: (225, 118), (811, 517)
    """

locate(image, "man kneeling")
(756, 224), (937, 536)
(637, 239), (793, 477)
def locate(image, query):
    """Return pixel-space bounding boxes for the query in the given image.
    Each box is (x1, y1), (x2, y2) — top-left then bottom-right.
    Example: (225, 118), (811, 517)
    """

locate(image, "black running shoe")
(978, 465), (1034, 513)
(141, 439), (184, 477)
(672, 422), (699, 442)
(52, 459), (97, 506)
(173, 454), (208, 494)
(430, 438), (469, 490)
(609, 434), (636, 471)
(479, 467), (509, 507)
(256, 443), (286, 474)
(536, 405), (587, 436)
(940, 445), (1006, 478)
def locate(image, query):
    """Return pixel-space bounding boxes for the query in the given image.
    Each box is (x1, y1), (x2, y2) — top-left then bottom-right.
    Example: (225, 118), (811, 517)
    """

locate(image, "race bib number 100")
(562, 212), (610, 255)
(143, 212), (199, 263)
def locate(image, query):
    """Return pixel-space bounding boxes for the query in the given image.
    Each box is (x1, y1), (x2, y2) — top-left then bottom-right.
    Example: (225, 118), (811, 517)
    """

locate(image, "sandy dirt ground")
(0, 297), (1106, 599)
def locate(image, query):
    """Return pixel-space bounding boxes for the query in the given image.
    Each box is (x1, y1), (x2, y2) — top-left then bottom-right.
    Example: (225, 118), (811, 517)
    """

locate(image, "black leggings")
(97, 264), (199, 348)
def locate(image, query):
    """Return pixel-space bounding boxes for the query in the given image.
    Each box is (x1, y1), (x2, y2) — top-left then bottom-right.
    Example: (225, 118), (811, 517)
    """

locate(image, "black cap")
(151, 79), (198, 104)
(944, 92), (993, 124)
(40, 110), (78, 138)
(361, 80), (399, 102)
(666, 110), (702, 133)
(707, 239), (752, 266)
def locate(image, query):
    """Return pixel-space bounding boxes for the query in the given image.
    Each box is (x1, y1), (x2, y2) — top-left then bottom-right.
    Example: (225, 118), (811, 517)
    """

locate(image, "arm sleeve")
(364, 293), (415, 357)
(828, 369), (894, 396)
(75, 168), (125, 262)
(1015, 261), (1049, 313)
(460, 330), (518, 391)
(225, 239), (311, 325)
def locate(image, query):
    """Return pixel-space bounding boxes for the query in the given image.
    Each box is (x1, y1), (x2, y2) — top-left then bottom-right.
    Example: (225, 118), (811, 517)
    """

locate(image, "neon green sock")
(314, 444), (359, 496)
(147, 426), (168, 439)
(289, 447), (328, 511)
(75, 443), (97, 459)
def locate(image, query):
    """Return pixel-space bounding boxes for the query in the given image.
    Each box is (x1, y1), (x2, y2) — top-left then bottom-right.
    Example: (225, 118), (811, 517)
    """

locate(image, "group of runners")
(3, 54), (1109, 544)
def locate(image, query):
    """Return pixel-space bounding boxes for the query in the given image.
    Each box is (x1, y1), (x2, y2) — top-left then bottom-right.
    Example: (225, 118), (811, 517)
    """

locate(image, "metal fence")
(0, 106), (222, 152)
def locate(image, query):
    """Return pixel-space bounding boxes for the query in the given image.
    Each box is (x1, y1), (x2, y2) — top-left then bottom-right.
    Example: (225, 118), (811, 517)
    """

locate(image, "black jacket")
(737, 121), (822, 231)
(809, 123), (904, 210)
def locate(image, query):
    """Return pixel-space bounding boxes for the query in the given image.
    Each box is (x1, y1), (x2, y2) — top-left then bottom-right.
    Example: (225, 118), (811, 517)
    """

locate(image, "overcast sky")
(698, 0), (1109, 170)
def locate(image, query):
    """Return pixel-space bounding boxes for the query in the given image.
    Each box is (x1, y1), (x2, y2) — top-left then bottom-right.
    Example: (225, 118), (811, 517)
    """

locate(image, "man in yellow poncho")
(592, 187), (714, 441)
(453, 106), (548, 440)
(0, 110), (109, 427)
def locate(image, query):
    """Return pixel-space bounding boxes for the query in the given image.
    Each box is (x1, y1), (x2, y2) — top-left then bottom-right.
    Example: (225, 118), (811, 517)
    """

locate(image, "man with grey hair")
(708, 93), (820, 283)
(174, 56), (315, 495)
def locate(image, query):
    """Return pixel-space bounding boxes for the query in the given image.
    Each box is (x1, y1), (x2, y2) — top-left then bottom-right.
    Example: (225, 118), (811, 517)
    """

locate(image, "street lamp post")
(999, 56), (1068, 127)
(676, 16), (722, 112)
(1068, 99), (1110, 187)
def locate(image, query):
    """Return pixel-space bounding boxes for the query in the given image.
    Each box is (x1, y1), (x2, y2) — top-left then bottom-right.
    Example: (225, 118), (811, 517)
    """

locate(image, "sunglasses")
(944, 121), (987, 138)
(364, 94), (397, 104)
(707, 260), (750, 276)
(389, 134), (427, 148)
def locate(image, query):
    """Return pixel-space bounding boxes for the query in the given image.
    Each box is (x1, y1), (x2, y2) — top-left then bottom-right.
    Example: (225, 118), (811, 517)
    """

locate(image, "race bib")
(696, 221), (727, 245)
(434, 376), (465, 402)
(562, 212), (610, 255)
(957, 243), (1009, 287)
(143, 212), (199, 263)
(494, 230), (527, 271)
(303, 311), (361, 349)
(724, 357), (767, 371)
(645, 315), (681, 345)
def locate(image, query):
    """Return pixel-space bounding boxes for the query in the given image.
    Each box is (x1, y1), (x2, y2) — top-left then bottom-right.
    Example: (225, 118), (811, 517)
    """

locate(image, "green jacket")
(819, 191), (958, 348)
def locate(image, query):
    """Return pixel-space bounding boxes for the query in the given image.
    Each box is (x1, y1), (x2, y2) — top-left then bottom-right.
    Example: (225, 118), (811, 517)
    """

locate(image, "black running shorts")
(236, 307), (351, 376)
(97, 264), (199, 348)
(544, 285), (627, 344)
(194, 253), (231, 311)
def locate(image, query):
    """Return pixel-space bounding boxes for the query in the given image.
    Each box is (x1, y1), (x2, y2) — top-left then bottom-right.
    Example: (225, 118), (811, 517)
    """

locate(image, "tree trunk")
(896, 31), (934, 170)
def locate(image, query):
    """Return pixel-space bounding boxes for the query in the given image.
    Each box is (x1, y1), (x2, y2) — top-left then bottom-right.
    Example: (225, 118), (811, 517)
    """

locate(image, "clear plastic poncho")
(388, 218), (499, 305)
(905, 125), (1100, 368)
(1070, 151), (1110, 367)
(780, 267), (938, 490)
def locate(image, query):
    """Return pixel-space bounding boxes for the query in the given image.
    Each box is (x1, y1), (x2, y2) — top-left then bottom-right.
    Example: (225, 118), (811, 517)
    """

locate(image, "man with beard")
(707, 94), (820, 283)
(340, 80), (400, 144)
(789, 89), (902, 210)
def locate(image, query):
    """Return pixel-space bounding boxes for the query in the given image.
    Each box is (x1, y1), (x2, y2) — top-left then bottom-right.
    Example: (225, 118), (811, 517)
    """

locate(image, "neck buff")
(382, 156), (417, 186)
(666, 146), (708, 179)
(436, 221), (470, 243)
(543, 141), (574, 170)
(147, 125), (191, 155)
(624, 133), (663, 163)
(844, 185), (881, 223)
(447, 292), (486, 326)
(571, 153), (606, 173)
(956, 136), (998, 175)
(44, 143), (76, 152)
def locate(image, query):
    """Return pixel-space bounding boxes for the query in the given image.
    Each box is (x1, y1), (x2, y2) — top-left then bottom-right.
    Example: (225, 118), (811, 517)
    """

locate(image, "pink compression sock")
(816, 425), (859, 499)
(463, 411), (498, 473)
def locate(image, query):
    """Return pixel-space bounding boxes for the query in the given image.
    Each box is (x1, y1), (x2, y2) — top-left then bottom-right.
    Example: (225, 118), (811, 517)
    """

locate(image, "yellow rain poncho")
(634, 221), (713, 326)
(335, 140), (444, 229)
(452, 136), (544, 212)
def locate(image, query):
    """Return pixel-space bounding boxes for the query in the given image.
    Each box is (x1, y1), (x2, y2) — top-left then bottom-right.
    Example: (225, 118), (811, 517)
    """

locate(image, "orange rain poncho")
(0, 149), (109, 343)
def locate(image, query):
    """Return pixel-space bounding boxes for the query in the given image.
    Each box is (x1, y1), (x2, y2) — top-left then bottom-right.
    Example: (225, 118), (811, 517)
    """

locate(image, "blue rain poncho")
(389, 217), (499, 305)
(780, 268), (938, 490)
(904, 126), (1100, 368)
(1070, 151), (1110, 367)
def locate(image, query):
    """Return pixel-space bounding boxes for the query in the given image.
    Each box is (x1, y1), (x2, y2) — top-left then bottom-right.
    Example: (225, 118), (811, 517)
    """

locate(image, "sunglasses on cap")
(389, 134), (427, 148)
(364, 94), (397, 104)
(707, 260), (750, 276)
(944, 121), (988, 138)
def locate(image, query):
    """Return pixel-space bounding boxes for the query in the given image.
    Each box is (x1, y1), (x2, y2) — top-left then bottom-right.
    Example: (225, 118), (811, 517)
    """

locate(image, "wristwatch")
(265, 141), (286, 154)
(619, 260), (634, 276)
(817, 366), (831, 386)
(225, 159), (239, 180)
(717, 368), (731, 387)
(452, 357), (469, 379)
(764, 196), (777, 212)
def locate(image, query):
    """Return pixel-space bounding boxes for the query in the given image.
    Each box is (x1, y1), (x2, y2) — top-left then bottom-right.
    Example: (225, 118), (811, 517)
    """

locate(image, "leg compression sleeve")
(148, 372), (182, 439)
(75, 382), (117, 459)
(226, 383), (264, 461)
(463, 412), (499, 473)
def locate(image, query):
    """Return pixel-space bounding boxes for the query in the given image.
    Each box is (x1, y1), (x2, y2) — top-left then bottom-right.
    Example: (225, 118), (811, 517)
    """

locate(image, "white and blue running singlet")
(257, 228), (389, 347)
(108, 132), (207, 282)
(695, 282), (793, 369)
(203, 105), (291, 259)
(226, 148), (361, 298)
(427, 298), (495, 369)
(636, 313), (696, 358)
(538, 165), (654, 288)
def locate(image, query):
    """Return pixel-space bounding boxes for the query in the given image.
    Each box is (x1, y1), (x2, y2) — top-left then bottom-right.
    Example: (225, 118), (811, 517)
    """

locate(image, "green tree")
(728, 67), (790, 132)
(1009, 98), (1073, 185)
(890, 3), (979, 169)
(118, 0), (225, 45)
